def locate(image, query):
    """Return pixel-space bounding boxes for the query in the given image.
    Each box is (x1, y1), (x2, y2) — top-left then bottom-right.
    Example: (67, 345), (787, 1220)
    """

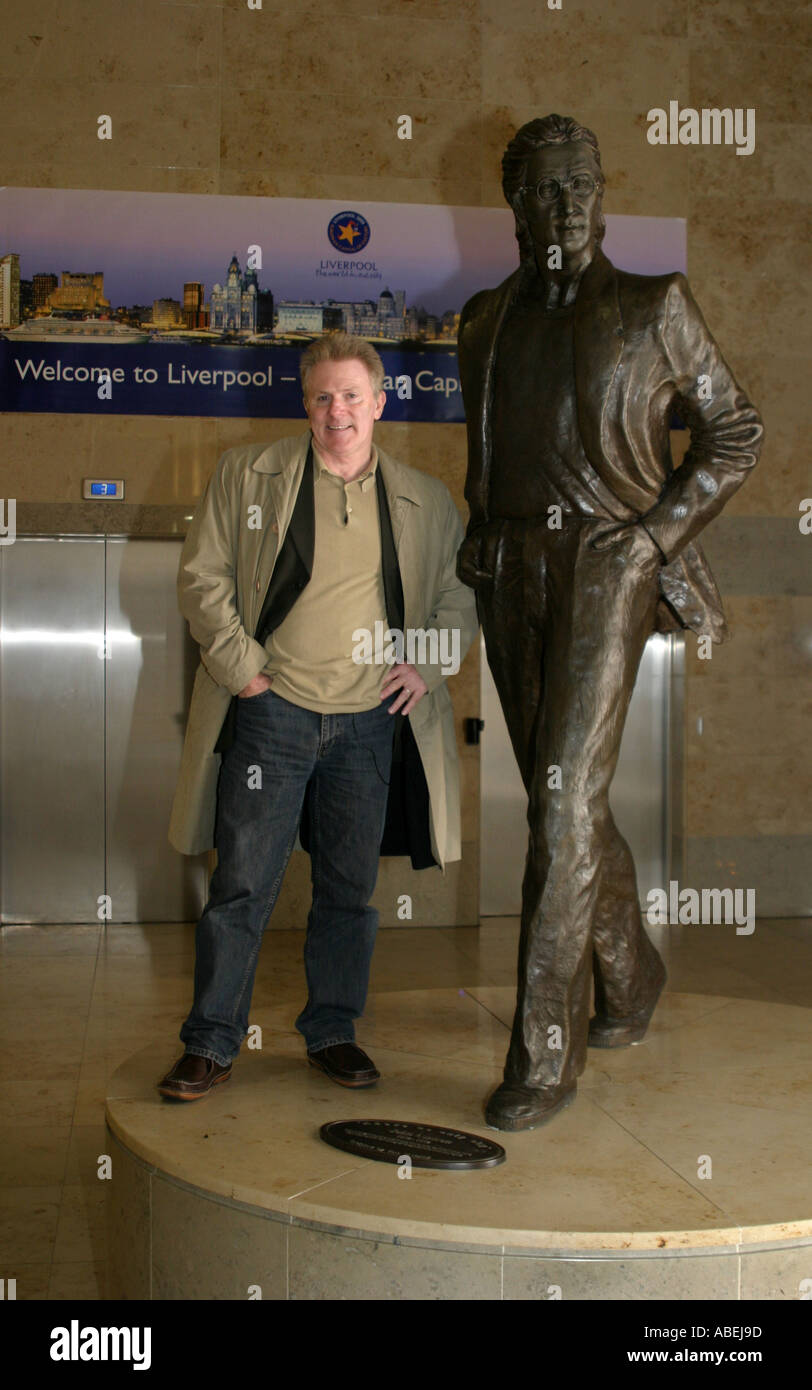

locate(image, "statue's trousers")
(478, 514), (668, 1091)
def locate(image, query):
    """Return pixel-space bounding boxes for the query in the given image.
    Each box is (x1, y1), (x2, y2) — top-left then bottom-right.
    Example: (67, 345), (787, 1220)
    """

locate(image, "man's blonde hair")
(300, 331), (385, 398)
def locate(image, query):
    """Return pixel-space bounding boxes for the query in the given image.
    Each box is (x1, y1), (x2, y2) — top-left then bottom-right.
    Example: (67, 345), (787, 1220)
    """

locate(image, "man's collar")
(313, 440), (378, 482)
(250, 431), (423, 507)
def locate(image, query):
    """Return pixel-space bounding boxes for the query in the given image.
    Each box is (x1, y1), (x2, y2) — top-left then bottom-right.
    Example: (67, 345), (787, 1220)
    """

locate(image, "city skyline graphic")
(1, 188), (686, 421)
(1, 187), (686, 324)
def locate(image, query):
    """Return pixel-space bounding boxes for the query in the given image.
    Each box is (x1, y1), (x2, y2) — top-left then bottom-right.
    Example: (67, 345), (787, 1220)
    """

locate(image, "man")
(161, 332), (477, 1099)
(457, 115), (763, 1131)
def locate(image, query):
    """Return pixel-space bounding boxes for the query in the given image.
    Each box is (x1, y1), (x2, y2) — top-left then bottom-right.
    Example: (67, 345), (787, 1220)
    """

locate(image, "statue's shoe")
(588, 959), (667, 1048)
(484, 1080), (577, 1132)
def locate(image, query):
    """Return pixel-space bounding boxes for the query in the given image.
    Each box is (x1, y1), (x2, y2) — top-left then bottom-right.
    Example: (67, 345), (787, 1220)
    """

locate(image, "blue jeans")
(180, 689), (396, 1066)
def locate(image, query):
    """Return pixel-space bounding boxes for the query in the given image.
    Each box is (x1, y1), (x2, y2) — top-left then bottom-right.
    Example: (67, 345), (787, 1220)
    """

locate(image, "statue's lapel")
(478, 269), (523, 511)
(574, 250), (624, 470)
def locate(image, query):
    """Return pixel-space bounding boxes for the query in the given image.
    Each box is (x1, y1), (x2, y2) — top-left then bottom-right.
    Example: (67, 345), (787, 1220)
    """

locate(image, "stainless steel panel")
(0, 537), (106, 923)
(105, 538), (207, 923)
(480, 633), (674, 917)
(1, 535), (207, 925)
(608, 633), (672, 896)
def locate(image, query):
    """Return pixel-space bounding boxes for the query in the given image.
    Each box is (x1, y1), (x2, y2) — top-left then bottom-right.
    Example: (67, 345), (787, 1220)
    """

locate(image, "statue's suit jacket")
(457, 249), (764, 640)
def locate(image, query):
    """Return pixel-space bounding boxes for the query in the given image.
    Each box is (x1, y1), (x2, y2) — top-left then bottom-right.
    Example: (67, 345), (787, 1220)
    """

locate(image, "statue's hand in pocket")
(457, 526), (499, 588)
(590, 521), (663, 575)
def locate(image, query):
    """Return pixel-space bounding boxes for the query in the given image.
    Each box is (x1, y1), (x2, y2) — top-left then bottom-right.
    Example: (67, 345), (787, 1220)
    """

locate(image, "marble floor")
(1, 915), (811, 1300)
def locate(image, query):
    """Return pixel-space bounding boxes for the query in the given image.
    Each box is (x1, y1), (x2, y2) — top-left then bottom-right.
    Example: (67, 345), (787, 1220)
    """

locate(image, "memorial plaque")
(319, 1118), (506, 1170)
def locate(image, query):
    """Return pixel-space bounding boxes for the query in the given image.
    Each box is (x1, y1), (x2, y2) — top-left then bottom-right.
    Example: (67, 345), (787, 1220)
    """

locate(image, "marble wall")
(2, 0), (808, 918)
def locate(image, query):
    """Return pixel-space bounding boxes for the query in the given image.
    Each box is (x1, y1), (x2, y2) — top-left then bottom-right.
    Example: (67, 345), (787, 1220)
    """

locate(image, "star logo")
(327, 210), (371, 254)
(336, 220), (360, 246)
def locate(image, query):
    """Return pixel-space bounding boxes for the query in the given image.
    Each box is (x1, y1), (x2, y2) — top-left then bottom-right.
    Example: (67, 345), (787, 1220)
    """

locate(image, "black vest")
(214, 443), (435, 869)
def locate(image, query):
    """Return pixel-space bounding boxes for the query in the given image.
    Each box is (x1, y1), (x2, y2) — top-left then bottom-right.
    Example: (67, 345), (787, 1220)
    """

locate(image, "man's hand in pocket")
(238, 674), (274, 698)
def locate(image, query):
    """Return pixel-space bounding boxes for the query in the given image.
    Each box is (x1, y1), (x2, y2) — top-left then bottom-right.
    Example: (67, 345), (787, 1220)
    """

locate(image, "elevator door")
(0, 535), (207, 924)
(480, 633), (675, 915)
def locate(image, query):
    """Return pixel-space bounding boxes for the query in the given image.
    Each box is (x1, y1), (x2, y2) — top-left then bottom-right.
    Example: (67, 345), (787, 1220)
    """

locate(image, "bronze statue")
(457, 115), (763, 1131)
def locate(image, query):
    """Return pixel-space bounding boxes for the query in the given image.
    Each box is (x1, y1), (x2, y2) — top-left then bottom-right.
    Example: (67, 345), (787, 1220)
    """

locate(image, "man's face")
(303, 358), (385, 462)
(521, 140), (603, 270)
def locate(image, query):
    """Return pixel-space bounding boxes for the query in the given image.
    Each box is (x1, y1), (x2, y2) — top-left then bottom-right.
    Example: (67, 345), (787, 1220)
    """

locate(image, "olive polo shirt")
(260, 444), (390, 712)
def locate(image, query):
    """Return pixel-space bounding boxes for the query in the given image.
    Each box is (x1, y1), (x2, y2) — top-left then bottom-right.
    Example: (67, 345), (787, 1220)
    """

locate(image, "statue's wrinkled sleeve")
(640, 274), (764, 563)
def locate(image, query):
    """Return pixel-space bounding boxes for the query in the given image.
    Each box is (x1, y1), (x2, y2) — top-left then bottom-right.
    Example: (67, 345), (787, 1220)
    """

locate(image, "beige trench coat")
(168, 431), (479, 868)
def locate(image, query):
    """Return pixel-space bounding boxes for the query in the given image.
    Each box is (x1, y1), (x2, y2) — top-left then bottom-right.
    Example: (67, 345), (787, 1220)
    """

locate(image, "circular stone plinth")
(105, 988), (812, 1301)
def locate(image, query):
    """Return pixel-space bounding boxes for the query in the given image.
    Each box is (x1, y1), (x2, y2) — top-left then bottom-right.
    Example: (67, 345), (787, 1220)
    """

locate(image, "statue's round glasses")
(521, 173), (599, 202)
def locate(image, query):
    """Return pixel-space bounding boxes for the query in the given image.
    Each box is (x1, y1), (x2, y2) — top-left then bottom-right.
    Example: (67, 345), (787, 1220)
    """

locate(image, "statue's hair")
(501, 115), (606, 262)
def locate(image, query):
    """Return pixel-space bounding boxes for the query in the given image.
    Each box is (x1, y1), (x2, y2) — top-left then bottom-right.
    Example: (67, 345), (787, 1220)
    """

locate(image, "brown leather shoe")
(157, 1053), (232, 1101)
(308, 1043), (380, 1088)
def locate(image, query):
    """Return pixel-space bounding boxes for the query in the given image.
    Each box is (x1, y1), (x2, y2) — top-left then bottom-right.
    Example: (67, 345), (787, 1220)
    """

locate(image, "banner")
(0, 188), (685, 422)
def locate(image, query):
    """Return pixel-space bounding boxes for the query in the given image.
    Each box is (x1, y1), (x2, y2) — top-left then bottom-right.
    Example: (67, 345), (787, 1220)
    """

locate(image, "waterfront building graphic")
(49, 271), (110, 316)
(0, 254), (22, 329)
(183, 282), (209, 330)
(275, 301), (343, 335)
(273, 287), (454, 342)
(152, 297), (183, 328)
(32, 272), (58, 311)
(210, 254), (258, 333)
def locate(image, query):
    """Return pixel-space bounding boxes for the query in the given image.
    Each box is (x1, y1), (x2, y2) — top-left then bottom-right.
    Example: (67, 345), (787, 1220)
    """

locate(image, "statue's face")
(520, 140), (603, 269)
